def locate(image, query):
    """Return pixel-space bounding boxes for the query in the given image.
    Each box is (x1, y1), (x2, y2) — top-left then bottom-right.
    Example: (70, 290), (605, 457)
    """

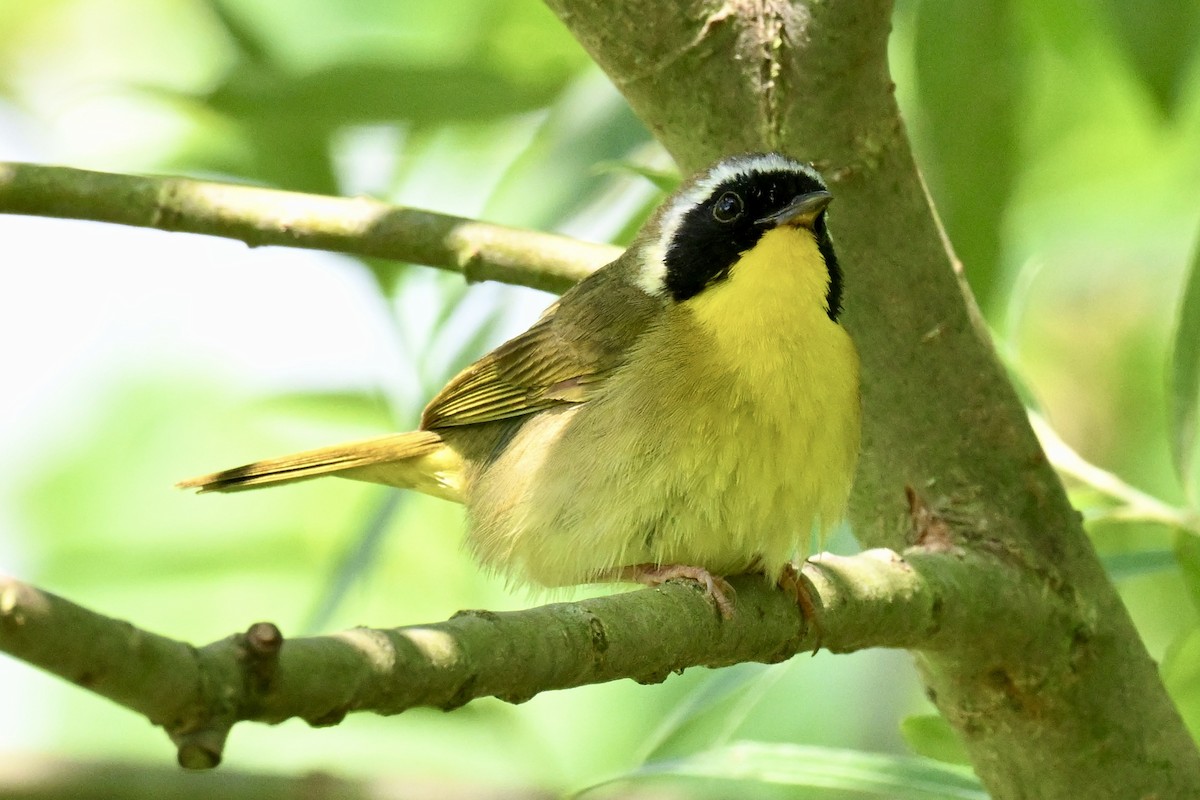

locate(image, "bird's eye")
(712, 191), (744, 223)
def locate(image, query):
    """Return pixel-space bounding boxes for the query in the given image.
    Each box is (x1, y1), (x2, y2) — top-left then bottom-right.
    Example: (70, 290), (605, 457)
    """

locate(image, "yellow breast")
(465, 226), (861, 587)
(676, 224), (861, 565)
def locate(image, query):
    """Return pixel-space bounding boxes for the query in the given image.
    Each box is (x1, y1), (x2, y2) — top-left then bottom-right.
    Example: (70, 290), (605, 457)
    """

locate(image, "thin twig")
(0, 162), (620, 294)
(1030, 411), (1200, 535)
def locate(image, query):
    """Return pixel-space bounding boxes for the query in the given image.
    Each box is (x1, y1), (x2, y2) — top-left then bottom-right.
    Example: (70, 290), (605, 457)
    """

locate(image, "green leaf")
(253, 389), (394, 430)
(351, 256), (410, 299)
(608, 189), (672, 249)
(1100, 0), (1200, 118)
(635, 663), (789, 763)
(429, 278), (472, 334)
(1176, 533), (1200, 614)
(592, 159), (682, 193)
(901, 715), (971, 766)
(206, 63), (570, 128)
(481, 71), (654, 231)
(912, 0), (1022, 311)
(432, 300), (508, 380)
(580, 742), (987, 799)
(1168, 224), (1200, 500)
(200, 0), (274, 68)
(1101, 549), (1180, 581)
(1162, 626), (1200, 742)
(303, 489), (404, 633)
(191, 57), (580, 192)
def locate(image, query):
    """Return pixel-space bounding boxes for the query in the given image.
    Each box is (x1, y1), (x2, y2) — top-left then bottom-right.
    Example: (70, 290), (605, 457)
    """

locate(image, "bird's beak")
(756, 190), (833, 229)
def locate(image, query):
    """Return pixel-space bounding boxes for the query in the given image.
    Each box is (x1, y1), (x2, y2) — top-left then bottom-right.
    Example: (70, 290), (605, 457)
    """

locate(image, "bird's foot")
(605, 563), (736, 619)
(777, 561), (822, 653)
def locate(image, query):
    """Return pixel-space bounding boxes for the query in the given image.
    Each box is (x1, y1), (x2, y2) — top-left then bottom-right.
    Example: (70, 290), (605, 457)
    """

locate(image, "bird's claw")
(607, 563), (737, 619)
(778, 562), (822, 653)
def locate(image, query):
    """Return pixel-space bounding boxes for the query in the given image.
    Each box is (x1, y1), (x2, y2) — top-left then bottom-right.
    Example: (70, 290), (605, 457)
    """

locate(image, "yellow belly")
(462, 228), (861, 587)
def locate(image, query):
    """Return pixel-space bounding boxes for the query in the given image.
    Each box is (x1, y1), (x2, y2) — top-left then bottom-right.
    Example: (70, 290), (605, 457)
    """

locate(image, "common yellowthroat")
(180, 153), (861, 617)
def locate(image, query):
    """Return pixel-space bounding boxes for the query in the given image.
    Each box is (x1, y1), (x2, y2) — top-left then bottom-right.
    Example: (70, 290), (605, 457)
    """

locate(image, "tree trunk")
(542, 1), (1200, 797)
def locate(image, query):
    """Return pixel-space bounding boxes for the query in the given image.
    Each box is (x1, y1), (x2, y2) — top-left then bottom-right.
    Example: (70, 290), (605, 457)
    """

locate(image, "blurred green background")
(1, 0), (1199, 797)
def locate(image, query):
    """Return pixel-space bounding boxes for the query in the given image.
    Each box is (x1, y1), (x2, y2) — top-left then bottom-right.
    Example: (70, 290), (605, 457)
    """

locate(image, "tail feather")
(177, 430), (464, 501)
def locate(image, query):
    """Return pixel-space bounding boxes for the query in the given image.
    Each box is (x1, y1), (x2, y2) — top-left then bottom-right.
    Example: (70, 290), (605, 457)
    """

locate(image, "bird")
(179, 152), (861, 618)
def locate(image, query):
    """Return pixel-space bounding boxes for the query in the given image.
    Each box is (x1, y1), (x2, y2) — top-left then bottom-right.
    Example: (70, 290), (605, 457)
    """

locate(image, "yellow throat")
(684, 223), (860, 556)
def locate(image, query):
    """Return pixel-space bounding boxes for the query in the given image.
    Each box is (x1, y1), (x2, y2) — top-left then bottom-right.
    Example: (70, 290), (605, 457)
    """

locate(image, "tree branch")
(0, 162), (618, 294)
(1, 545), (1053, 768)
(2, 2), (1198, 795)
(542, 1), (1200, 797)
(1031, 411), (1200, 534)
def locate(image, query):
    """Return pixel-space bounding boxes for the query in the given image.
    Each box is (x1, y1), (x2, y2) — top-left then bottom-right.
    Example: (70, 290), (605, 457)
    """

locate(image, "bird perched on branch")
(180, 152), (861, 618)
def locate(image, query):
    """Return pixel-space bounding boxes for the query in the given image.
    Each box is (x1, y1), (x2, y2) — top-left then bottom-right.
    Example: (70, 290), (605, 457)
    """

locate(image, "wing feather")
(421, 265), (659, 429)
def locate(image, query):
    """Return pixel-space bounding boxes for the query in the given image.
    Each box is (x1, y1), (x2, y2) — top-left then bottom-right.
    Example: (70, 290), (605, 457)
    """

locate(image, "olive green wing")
(420, 267), (659, 429)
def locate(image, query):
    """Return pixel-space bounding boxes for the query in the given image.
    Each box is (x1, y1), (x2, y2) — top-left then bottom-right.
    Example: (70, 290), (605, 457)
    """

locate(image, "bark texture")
(1, 549), (1027, 767)
(540, 1), (1199, 797)
(0, 162), (612, 293)
(0, 3), (1197, 794)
